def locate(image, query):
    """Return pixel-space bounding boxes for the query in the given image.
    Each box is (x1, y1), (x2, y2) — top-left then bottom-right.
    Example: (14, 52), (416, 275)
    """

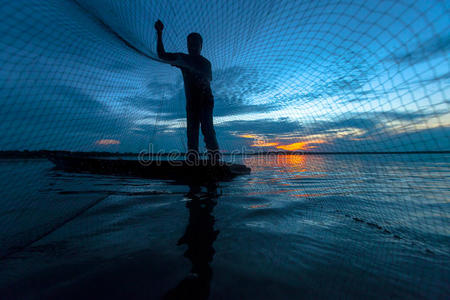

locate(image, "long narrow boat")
(48, 155), (251, 182)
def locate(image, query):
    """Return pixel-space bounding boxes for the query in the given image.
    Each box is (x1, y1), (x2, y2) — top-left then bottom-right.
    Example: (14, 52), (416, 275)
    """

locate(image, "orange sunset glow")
(252, 142), (279, 147)
(239, 134), (260, 139)
(95, 139), (120, 145)
(276, 140), (326, 151)
(239, 134), (326, 151)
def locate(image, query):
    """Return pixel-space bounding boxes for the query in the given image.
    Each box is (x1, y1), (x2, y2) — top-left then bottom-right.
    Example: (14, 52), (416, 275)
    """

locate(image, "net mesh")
(0, 0), (448, 297)
(1, 0), (448, 153)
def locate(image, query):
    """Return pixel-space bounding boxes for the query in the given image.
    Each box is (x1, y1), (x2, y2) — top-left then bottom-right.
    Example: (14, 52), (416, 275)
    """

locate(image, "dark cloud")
(129, 66), (280, 123)
(369, 111), (431, 121)
(312, 118), (378, 132)
(325, 125), (450, 152)
(390, 34), (450, 64)
(213, 110), (449, 152)
(311, 111), (431, 133)
(0, 85), (134, 150)
(217, 118), (303, 137)
(212, 67), (279, 116)
(213, 101), (277, 118)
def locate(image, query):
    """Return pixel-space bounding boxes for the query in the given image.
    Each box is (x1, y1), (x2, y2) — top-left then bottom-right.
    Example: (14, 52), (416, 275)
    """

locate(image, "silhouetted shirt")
(165, 53), (213, 107)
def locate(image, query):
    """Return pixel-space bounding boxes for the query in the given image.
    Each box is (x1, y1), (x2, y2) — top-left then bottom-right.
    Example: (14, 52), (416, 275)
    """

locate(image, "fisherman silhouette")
(155, 20), (220, 163)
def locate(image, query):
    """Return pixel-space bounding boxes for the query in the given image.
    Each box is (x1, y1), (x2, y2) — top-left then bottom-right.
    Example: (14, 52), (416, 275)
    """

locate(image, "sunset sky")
(0, 0), (448, 152)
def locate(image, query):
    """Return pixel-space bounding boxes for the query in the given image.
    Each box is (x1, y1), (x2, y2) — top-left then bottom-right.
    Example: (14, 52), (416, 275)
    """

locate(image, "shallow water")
(0, 154), (448, 299)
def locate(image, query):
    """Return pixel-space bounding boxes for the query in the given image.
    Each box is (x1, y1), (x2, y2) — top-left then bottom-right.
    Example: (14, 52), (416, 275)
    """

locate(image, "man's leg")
(186, 108), (200, 162)
(200, 103), (220, 161)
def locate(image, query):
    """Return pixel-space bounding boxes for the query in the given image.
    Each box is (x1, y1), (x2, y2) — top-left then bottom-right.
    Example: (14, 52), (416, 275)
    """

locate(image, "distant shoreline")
(0, 150), (448, 159)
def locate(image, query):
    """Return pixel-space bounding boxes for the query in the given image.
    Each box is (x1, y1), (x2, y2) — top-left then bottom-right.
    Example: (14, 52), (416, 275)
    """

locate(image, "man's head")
(187, 32), (202, 55)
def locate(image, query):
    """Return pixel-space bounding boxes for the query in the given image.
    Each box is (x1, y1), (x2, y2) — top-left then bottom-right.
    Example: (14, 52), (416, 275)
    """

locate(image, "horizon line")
(0, 149), (449, 157)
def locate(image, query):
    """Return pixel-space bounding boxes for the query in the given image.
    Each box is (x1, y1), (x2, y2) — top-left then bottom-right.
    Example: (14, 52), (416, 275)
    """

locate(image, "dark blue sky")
(0, 0), (448, 152)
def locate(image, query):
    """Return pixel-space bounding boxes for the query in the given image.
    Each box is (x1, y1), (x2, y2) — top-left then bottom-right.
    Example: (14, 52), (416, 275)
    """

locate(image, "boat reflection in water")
(164, 182), (220, 300)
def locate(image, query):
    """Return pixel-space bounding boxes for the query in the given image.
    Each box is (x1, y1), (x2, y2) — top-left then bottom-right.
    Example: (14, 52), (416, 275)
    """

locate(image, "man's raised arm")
(154, 20), (178, 61)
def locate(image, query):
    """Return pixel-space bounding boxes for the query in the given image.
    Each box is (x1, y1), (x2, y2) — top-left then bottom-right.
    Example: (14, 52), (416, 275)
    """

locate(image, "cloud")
(390, 34), (450, 64)
(95, 139), (120, 145)
(218, 118), (303, 137)
(128, 66), (281, 128)
(0, 85), (134, 150)
(214, 110), (449, 152)
(276, 140), (326, 151)
(212, 67), (279, 117)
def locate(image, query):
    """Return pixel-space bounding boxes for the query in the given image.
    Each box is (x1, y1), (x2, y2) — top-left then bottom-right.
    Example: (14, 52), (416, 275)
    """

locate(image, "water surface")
(0, 154), (448, 299)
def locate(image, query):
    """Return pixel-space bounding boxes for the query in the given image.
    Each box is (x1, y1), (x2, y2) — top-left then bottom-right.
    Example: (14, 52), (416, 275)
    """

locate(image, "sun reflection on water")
(242, 154), (326, 174)
(240, 154), (329, 200)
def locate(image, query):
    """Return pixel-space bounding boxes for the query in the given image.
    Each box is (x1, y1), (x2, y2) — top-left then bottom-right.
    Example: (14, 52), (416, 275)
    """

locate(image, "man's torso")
(174, 54), (213, 107)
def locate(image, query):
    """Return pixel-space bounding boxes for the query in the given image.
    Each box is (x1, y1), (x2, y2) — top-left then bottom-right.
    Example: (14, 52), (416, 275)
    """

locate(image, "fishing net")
(1, 0), (448, 153)
(0, 0), (448, 297)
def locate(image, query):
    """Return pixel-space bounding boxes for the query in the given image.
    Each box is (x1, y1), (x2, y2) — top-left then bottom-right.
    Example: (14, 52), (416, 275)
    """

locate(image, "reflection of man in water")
(155, 20), (219, 161)
(164, 185), (219, 300)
